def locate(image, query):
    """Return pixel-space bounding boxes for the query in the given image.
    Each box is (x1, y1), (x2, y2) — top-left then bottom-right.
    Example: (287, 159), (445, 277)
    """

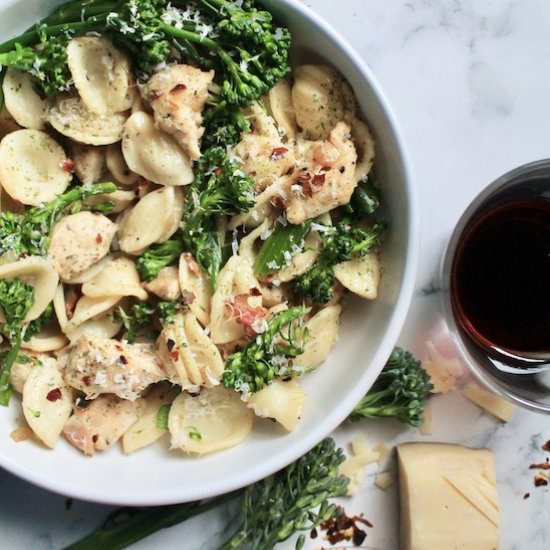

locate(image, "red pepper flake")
(318, 509), (372, 546)
(170, 83), (187, 93)
(92, 434), (99, 443)
(270, 146), (288, 161)
(302, 173), (326, 197)
(524, 492), (530, 499)
(46, 388), (62, 402)
(529, 460), (550, 470)
(170, 350), (180, 362)
(249, 287), (262, 297)
(542, 440), (550, 452)
(214, 167), (223, 176)
(82, 376), (91, 387)
(59, 159), (74, 172)
(95, 233), (103, 244)
(118, 355), (128, 365)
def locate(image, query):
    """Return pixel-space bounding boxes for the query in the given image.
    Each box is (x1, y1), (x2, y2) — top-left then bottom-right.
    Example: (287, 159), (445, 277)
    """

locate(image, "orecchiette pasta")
(2, 69), (49, 130)
(67, 36), (132, 116)
(0, 129), (72, 206)
(48, 95), (128, 145)
(22, 357), (73, 448)
(247, 378), (305, 432)
(122, 111), (194, 187)
(333, 252), (381, 300)
(168, 386), (254, 455)
(81, 256), (148, 300)
(118, 186), (184, 255)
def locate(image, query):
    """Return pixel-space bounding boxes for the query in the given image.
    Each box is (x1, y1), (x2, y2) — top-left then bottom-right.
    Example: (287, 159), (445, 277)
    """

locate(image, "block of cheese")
(397, 442), (499, 550)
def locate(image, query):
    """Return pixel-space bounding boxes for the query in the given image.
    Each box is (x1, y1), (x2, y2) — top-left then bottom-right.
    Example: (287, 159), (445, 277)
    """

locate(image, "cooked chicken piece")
(69, 142), (105, 184)
(63, 394), (145, 456)
(285, 122), (358, 224)
(143, 266), (181, 301)
(48, 211), (117, 280)
(142, 64), (214, 160)
(64, 336), (166, 400)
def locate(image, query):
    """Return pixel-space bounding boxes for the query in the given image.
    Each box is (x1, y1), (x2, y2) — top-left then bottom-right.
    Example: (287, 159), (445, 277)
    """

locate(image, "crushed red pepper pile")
(310, 507), (373, 547)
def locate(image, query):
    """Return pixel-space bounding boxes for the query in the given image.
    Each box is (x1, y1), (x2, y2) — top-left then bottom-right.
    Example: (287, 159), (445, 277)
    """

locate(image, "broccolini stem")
(0, 334), (22, 406)
(63, 490), (241, 550)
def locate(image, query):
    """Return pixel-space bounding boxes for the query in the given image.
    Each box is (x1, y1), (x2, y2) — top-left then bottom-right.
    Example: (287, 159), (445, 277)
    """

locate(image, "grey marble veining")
(1, 0), (550, 548)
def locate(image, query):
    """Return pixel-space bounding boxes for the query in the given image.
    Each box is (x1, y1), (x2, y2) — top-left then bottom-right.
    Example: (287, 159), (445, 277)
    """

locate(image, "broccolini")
(293, 220), (386, 304)
(351, 347), (433, 427)
(221, 305), (310, 395)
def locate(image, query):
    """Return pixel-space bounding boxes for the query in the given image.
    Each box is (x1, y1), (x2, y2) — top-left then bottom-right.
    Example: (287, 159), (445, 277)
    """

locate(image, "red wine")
(451, 198), (550, 354)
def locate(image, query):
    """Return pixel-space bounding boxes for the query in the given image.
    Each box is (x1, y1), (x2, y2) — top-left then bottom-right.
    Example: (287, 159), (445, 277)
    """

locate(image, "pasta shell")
(0, 129), (71, 206)
(65, 295), (121, 334)
(105, 143), (139, 186)
(178, 253), (211, 326)
(81, 256), (148, 300)
(352, 118), (375, 183)
(0, 256), (59, 322)
(84, 187), (137, 214)
(292, 65), (352, 140)
(122, 384), (179, 454)
(48, 95), (127, 145)
(68, 142), (106, 185)
(22, 357), (73, 448)
(61, 255), (114, 285)
(118, 186), (184, 255)
(67, 36), (131, 116)
(2, 69), (49, 130)
(247, 379), (305, 431)
(266, 78), (298, 141)
(64, 313), (123, 344)
(21, 326), (68, 353)
(122, 111), (194, 186)
(333, 252), (381, 300)
(168, 386), (254, 455)
(294, 304), (342, 369)
(181, 312), (225, 385)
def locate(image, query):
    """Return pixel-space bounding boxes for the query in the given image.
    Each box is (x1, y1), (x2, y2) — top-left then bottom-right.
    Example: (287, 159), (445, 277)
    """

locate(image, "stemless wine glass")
(441, 159), (550, 414)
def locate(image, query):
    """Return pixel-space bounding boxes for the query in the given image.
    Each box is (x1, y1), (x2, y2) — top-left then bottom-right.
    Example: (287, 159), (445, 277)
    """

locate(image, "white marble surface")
(1, 0), (550, 548)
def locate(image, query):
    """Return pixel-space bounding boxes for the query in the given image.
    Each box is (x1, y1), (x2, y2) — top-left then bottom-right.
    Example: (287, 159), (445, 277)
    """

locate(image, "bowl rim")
(0, 0), (419, 505)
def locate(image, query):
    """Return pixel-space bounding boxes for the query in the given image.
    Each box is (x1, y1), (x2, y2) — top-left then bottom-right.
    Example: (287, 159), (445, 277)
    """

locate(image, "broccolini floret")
(351, 347), (433, 427)
(181, 145), (256, 290)
(221, 305), (310, 395)
(136, 237), (185, 282)
(293, 220), (386, 304)
(0, 279), (35, 405)
(63, 437), (349, 550)
(0, 182), (116, 259)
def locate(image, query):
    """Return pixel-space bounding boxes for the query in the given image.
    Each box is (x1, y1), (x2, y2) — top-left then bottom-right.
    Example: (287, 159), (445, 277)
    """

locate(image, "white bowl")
(0, 0), (418, 505)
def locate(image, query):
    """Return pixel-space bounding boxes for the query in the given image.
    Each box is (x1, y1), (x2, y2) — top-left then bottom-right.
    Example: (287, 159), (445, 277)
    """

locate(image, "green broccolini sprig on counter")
(0, 279), (35, 405)
(351, 346), (433, 427)
(63, 437), (349, 550)
(221, 305), (310, 395)
(0, 182), (116, 259)
(293, 220), (386, 304)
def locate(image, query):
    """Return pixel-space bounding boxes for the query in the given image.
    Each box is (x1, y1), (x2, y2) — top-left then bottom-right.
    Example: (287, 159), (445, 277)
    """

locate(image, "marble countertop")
(1, 0), (550, 548)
